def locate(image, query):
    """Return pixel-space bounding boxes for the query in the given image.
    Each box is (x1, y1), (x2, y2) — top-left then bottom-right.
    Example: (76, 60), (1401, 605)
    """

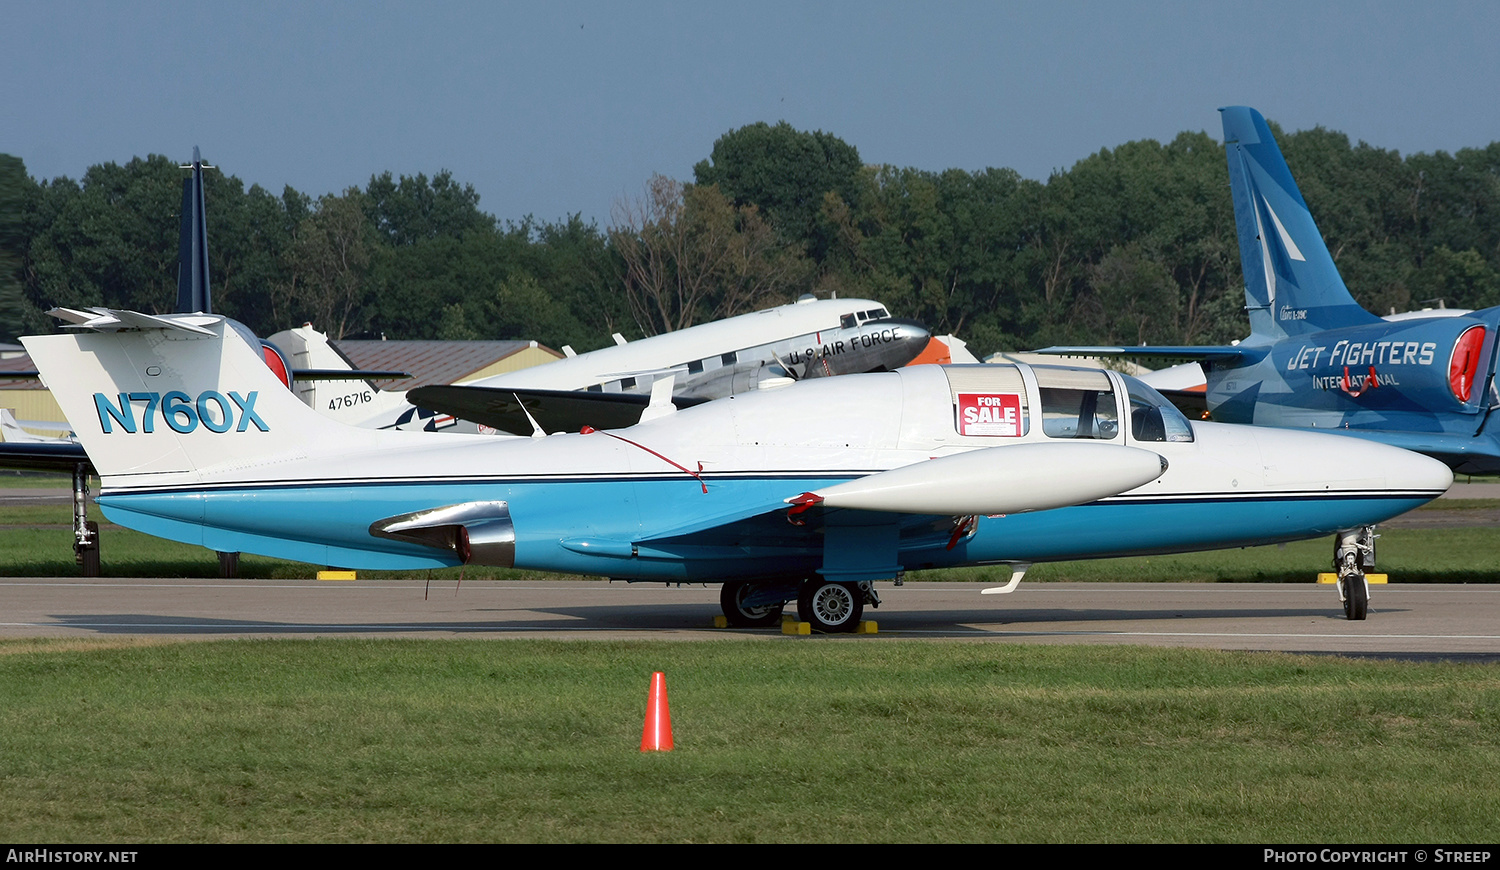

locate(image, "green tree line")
(2, 118), (1497, 357)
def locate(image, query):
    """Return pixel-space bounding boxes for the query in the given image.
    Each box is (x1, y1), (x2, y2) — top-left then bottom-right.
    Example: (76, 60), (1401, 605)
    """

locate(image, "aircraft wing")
(635, 442), (1166, 544)
(1035, 344), (1258, 363)
(590, 366), (686, 381)
(0, 441), (91, 472)
(292, 369), (412, 381)
(407, 385), (710, 434)
(607, 442), (1168, 574)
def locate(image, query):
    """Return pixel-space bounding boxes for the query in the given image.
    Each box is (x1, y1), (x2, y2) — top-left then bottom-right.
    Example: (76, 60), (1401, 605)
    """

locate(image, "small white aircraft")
(0, 409), (74, 444)
(24, 312), (1451, 627)
(270, 296), (934, 434)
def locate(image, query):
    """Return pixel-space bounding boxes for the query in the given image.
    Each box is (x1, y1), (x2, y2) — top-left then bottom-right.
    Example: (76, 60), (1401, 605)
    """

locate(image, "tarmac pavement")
(2, 578), (1497, 660)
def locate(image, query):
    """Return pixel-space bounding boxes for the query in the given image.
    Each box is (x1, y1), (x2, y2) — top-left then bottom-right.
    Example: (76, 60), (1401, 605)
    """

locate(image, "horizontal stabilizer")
(292, 369), (413, 382)
(48, 307), (219, 336)
(789, 442), (1166, 516)
(408, 384), (709, 434)
(1035, 344), (1257, 363)
(0, 441), (90, 471)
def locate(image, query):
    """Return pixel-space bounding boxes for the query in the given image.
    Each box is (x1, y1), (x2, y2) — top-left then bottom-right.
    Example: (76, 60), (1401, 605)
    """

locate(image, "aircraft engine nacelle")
(1272, 316), (1499, 413)
(369, 501), (516, 566)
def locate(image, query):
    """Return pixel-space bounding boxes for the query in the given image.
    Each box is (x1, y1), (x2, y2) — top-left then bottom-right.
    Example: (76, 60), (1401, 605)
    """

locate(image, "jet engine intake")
(369, 501), (515, 566)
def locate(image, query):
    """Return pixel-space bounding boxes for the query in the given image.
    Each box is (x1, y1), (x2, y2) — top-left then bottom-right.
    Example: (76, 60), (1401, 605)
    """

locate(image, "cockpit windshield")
(1121, 376), (1195, 443)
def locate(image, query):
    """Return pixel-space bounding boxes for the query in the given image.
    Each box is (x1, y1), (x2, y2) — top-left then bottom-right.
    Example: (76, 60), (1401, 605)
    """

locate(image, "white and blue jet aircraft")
(24, 312), (1452, 627)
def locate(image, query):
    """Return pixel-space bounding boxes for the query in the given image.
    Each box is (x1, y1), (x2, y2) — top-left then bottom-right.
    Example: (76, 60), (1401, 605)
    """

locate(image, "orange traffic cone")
(640, 671), (674, 751)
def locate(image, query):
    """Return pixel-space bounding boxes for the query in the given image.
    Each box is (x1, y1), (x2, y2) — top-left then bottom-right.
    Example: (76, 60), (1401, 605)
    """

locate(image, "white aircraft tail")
(266, 324), (356, 406)
(266, 323), (421, 427)
(23, 315), (389, 484)
(0, 409), (52, 443)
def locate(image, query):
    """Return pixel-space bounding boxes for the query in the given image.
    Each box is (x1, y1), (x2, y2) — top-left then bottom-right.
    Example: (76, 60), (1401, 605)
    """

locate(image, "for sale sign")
(957, 392), (1023, 436)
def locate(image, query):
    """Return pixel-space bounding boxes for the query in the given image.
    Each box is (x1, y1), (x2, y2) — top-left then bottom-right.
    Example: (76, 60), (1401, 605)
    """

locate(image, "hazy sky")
(6, 1), (1499, 225)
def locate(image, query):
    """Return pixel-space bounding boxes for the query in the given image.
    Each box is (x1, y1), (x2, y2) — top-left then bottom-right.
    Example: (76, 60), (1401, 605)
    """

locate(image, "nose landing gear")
(1334, 526), (1376, 621)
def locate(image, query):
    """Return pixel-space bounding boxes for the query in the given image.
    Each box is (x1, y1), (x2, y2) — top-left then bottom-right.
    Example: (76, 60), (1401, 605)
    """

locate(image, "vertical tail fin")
(175, 147), (212, 315)
(1220, 106), (1379, 338)
(0, 409), (52, 443)
(21, 318), (378, 484)
(267, 323), (364, 409)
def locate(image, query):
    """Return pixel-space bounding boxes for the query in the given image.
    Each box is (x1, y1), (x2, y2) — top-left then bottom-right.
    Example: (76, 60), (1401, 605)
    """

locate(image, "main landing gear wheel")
(719, 581), (785, 628)
(76, 520), (100, 578)
(796, 580), (863, 633)
(1343, 573), (1369, 621)
(72, 464), (99, 577)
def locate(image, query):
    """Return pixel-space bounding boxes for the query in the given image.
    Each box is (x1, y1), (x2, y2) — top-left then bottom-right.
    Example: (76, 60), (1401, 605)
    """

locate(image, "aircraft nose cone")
(1399, 449), (1456, 494)
(881, 318), (933, 368)
(1249, 425), (1453, 507)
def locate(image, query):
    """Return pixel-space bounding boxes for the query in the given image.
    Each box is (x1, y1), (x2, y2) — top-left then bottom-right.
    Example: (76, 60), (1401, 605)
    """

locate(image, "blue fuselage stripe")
(97, 477), (1437, 578)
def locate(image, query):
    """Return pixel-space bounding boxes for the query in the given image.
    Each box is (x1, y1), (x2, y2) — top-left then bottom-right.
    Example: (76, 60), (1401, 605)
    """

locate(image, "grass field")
(3, 494), (1497, 842)
(0, 471), (72, 488)
(0, 639), (1496, 843)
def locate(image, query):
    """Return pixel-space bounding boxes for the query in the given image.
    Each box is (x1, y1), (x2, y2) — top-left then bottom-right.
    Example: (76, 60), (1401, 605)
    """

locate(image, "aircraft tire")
(1344, 573), (1368, 621)
(720, 581), (784, 628)
(78, 521), (100, 578)
(797, 581), (863, 633)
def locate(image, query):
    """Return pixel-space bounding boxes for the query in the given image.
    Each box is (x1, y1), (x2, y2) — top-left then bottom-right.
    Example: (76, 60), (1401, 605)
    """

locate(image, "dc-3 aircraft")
(271, 296), (934, 435)
(1042, 106), (1500, 473)
(24, 312), (1451, 626)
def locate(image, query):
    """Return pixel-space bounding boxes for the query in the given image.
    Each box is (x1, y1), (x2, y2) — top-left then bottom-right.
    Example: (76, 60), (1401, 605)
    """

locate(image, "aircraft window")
(687, 360), (703, 375)
(864, 309), (885, 320)
(620, 377), (637, 390)
(587, 384), (602, 393)
(944, 364), (1029, 437)
(840, 313), (856, 329)
(1033, 367), (1118, 440)
(1122, 376), (1195, 443)
(856, 311), (869, 322)
(1039, 389), (1119, 439)
(721, 352), (737, 366)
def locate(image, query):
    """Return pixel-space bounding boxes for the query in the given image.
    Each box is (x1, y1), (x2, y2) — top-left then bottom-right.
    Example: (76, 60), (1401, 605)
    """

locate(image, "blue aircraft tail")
(1221, 106), (1380, 339)
(175, 147), (211, 315)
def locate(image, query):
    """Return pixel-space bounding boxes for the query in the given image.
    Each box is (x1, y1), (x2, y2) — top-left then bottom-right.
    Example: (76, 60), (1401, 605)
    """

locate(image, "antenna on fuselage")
(512, 394), (547, 438)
